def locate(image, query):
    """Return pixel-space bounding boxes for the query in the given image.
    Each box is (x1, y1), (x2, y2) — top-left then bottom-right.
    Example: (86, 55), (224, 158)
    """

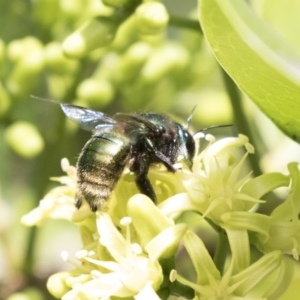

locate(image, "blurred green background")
(1, 0), (300, 299)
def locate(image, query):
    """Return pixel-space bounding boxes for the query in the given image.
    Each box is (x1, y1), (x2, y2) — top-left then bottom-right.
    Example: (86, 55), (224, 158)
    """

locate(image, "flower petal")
(241, 173), (289, 200)
(271, 162), (300, 220)
(221, 212), (270, 243)
(224, 228), (250, 271)
(183, 230), (221, 285)
(96, 212), (127, 261)
(145, 223), (188, 260)
(230, 251), (282, 296)
(263, 257), (294, 300)
(127, 194), (174, 246)
(134, 281), (161, 300)
(158, 193), (201, 219)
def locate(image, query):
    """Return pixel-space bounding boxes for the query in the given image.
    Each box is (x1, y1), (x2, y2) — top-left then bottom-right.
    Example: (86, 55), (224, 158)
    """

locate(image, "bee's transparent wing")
(114, 113), (160, 135)
(61, 103), (116, 132)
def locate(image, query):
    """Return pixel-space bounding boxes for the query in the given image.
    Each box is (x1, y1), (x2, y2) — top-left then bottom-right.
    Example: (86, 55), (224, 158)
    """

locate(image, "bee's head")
(176, 125), (195, 169)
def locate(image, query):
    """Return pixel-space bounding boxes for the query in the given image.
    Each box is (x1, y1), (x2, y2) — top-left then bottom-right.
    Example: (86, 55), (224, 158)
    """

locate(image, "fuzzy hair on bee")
(58, 103), (196, 212)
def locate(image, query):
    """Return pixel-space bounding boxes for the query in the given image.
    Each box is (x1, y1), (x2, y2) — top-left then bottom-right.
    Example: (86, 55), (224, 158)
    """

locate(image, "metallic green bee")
(59, 103), (196, 212)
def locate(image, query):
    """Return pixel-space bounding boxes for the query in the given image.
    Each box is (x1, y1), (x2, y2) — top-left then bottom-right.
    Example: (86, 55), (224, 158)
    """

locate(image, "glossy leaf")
(200, 0), (300, 141)
(260, 0), (300, 51)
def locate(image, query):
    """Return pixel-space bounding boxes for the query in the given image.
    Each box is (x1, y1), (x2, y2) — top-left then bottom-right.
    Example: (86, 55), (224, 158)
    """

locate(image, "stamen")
(131, 243), (142, 255)
(61, 250), (69, 261)
(120, 216), (132, 226)
(205, 134), (216, 142)
(76, 250), (89, 260)
(61, 158), (70, 172)
(120, 216), (133, 257)
(61, 251), (86, 271)
(169, 269), (177, 282)
(193, 131), (205, 140)
(245, 142), (255, 154)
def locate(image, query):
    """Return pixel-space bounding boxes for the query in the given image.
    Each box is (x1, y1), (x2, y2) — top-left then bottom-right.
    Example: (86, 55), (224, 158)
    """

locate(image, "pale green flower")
(223, 162), (300, 261)
(159, 134), (259, 221)
(21, 158), (92, 225)
(47, 195), (188, 299)
(159, 134), (292, 271)
(61, 217), (163, 299)
(174, 230), (293, 300)
(22, 134), (300, 299)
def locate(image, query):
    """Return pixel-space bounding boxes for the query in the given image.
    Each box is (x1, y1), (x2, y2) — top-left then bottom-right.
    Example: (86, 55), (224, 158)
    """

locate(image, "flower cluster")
(22, 134), (300, 299)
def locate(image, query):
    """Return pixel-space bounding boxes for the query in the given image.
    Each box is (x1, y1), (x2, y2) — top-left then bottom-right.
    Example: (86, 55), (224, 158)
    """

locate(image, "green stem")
(220, 67), (283, 214)
(169, 15), (202, 33)
(220, 67), (262, 178)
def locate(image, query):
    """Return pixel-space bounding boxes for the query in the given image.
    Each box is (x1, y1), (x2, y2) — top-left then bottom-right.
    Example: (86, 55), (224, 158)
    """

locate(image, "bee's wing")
(61, 103), (116, 132)
(114, 113), (160, 135)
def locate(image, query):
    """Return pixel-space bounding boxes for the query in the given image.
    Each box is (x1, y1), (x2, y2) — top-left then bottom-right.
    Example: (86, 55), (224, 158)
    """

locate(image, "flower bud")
(6, 288), (43, 300)
(76, 77), (114, 108)
(60, 0), (84, 18)
(117, 42), (152, 82)
(7, 47), (44, 97)
(45, 42), (78, 73)
(141, 43), (189, 83)
(135, 2), (169, 35)
(47, 272), (71, 298)
(62, 16), (119, 58)
(4, 122), (44, 158)
(7, 37), (43, 62)
(112, 15), (139, 50)
(102, 0), (128, 7)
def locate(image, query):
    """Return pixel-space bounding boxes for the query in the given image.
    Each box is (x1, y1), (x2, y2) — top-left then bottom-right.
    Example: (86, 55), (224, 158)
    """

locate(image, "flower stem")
(220, 67), (262, 178)
(169, 15), (202, 33)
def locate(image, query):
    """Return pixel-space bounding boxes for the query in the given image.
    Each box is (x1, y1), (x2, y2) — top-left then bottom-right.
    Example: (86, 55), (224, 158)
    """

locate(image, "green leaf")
(199, 0), (300, 142)
(260, 0), (300, 51)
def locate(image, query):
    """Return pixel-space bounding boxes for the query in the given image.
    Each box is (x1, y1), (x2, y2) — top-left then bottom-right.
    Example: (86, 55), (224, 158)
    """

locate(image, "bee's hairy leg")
(135, 174), (157, 203)
(144, 138), (176, 172)
(129, 148), (157, 203)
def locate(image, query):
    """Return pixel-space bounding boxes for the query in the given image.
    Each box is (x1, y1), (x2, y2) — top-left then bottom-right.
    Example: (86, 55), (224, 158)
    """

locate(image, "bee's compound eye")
(184, 130), (195, 158)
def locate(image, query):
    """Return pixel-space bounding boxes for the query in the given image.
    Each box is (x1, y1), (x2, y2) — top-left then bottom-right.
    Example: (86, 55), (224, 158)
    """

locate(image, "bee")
(57, 103), (196, 212)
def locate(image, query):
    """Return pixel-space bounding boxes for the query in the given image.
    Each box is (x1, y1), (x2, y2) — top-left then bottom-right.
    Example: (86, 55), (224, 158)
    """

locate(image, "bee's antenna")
(30, 95), (61, 104)
(185, 105), (197, 129)
(193, 124), (233, 137)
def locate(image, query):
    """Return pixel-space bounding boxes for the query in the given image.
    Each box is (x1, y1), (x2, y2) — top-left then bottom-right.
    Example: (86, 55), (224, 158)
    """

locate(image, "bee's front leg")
(144, 138), (176, 172)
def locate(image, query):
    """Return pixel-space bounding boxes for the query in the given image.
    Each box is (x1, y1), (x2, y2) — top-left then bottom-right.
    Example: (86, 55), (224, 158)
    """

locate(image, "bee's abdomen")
(76, 132), (130, 211)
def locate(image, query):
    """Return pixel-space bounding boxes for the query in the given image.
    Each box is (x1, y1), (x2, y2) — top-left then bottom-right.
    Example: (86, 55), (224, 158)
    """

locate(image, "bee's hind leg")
(130, 151), (157, 203)
(135, 174), (157, 203)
